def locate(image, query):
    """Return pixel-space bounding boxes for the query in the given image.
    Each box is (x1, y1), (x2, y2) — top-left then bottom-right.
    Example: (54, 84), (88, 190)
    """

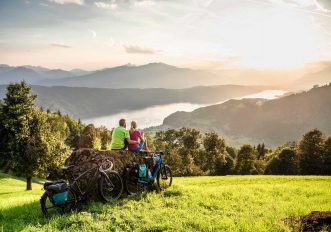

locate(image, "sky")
(1, 0), (331, 71)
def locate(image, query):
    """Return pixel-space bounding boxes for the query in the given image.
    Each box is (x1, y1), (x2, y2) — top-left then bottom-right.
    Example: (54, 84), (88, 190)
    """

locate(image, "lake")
(83, 90), (286, 129)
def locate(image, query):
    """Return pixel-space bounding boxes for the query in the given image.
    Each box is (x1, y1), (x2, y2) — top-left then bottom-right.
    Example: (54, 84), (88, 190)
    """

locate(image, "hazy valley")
(161, 84), (331, 147)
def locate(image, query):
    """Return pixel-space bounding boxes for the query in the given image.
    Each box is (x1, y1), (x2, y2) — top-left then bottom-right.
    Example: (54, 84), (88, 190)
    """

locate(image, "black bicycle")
(125, 152), (173, 195)
(40, 157), (123, 217)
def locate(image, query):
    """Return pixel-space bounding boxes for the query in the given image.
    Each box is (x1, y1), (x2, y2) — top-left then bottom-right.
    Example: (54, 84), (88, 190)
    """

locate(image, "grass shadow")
(0, 200), (48, 231)
(163, 190), (182, 198)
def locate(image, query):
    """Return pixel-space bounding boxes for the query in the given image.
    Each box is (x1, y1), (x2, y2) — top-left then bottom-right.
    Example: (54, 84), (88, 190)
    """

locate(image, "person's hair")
(131, 121), (137, 129)
(119, 118), (126, 127)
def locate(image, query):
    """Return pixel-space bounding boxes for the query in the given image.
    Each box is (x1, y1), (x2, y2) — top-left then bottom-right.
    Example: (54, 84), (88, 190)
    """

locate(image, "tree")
(0, 82), (36, 189)
(265, 147), (298, 175)
(256, 143), (267, 159)
(99, 126), (111, 150)
(202, 132), (228, 175)
(79, 124), (96, 148)
(235, 145), (257, 174)
(0, 83), (72, 190)
(298, 129), (325, 175)
(323, 137), (331, 174)
(177, 128), (202, 176)
(17, 110), (71, 188)
(215, 153), (235, 175)
(154, 129), (183, 176)
(226, 146), (237, 159)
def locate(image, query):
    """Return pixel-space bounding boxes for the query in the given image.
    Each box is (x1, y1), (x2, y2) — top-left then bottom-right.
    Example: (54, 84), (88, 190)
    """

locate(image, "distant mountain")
(292, 64), (331, 90)
(0, 65), (13, 75)
(43, 69), (75, 79)
(0, 65), (79, 84)
(70, 69), (93, 76)
(38, 63), (224, 89)
(162, 84), (331, 147)
(0, 84), (269, 119)
(0, 67), (43, 84)
(22, 65), (50, 73)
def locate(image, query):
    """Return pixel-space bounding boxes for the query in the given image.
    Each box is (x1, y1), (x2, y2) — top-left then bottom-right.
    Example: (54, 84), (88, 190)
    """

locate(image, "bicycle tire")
(40, 188), (77, 217)
(157, 164), (173, 190)
(125, 166), (146, 195)
(98, 171), (123, 202)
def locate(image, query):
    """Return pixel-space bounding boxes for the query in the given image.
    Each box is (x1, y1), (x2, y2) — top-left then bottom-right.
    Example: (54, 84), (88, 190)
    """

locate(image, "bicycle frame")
(138, 153), (163, 185)
(66, 164), (112, 199)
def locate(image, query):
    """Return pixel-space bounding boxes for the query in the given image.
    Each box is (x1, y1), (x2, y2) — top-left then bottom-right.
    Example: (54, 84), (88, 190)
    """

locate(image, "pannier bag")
(138, 164), (148, 178)
(44, 180), (69, 206)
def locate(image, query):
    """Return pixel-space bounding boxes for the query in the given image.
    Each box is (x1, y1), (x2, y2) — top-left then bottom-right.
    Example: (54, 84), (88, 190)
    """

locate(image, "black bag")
(44, 180), (69, 206)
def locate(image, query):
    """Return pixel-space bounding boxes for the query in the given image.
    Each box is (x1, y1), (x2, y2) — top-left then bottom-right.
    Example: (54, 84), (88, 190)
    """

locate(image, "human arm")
(124, 130), (139, 145)
(126, 138), (139, 145)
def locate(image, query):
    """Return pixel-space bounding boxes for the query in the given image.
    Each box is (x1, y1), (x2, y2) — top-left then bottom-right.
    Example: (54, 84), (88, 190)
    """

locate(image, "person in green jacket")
(110, 118), (139, 150)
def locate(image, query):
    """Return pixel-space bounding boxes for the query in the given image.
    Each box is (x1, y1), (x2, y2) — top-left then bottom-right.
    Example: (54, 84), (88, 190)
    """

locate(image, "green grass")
(0, 173), (330, 232)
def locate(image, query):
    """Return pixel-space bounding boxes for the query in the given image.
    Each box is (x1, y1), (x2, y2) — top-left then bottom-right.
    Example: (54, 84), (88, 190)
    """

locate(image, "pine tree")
(0, 82), (36, 189)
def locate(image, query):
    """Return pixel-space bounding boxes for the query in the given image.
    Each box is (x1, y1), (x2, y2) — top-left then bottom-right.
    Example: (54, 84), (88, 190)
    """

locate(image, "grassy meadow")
(0, 172), (330, 232)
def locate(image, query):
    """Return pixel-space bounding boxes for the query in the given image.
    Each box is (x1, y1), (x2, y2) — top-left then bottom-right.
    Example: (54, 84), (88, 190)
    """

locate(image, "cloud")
(195, 0), (213, 8)
(49, 43), (72, 48)
(267, 0), (331, 13)
(123, 44), (158, 54)
(134, 0), (155, 7)
(47, 0), (84, 5)
(94, 1), (117, 9)
(88, 29), (97, 38)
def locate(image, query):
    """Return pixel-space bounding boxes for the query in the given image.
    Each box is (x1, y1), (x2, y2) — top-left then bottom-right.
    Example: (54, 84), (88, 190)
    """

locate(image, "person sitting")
(128, 121), (149, 152)
(110, 119), (139, 150)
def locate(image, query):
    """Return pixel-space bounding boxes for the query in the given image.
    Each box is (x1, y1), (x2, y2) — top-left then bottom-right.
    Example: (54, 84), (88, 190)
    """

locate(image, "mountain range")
(1, 62), (331, 89)
(161, 84), (331, 147)
(37, 63), (224, 89)
(0, 84), (269, 119)
(0, 64), (80, 84)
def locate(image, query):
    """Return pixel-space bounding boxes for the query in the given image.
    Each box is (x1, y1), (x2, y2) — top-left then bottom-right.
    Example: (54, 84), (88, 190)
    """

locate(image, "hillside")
(38, 63), (224, 89)
(163, 84), (331, 147)
(0, 64), (82, 84)
(292, 63), (331, 90)
(1, 173), (330, 231)
(0, 67), (43, 84)
(0, 84), (269, 119)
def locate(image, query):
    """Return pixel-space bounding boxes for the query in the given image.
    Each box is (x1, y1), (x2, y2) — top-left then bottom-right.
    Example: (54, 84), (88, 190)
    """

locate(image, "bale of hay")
(301, 211), (331, 232)
(64, 148), (145, 200)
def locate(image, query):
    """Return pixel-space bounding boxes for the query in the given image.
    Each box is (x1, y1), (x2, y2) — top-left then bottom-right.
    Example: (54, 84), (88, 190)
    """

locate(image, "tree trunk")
(2, 160), (11, 173)
(26, 176), (32, 190)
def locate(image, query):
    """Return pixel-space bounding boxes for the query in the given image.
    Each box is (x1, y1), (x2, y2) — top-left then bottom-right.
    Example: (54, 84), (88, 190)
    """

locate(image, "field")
(0, 172), (330, 232)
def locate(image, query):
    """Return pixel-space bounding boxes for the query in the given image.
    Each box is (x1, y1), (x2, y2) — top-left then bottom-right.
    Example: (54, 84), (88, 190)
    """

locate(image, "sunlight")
(224, 6), (327, 69)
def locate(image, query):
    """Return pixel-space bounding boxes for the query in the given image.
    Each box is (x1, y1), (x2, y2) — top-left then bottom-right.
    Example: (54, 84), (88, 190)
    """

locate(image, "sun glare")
(225, 7), (327, 70)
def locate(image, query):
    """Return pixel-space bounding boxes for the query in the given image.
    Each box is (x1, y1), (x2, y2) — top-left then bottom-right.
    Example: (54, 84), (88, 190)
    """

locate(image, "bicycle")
(40, 157), (123, 217)
(124, 152), (173, 195)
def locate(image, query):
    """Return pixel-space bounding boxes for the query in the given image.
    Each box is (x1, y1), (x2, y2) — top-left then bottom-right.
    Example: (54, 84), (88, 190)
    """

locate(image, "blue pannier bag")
(52, 192), (68, 206)
(44, 180), (69, 206)
(138, 164), (148, 178)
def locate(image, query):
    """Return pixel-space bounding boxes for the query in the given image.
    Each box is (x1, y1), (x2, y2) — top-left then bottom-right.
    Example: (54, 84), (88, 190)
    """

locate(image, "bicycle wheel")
(98, 171), (123, 202)
(157, 165), (173, 190)
(125, 166), (146, 195)
(40, 188), (76, 217)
